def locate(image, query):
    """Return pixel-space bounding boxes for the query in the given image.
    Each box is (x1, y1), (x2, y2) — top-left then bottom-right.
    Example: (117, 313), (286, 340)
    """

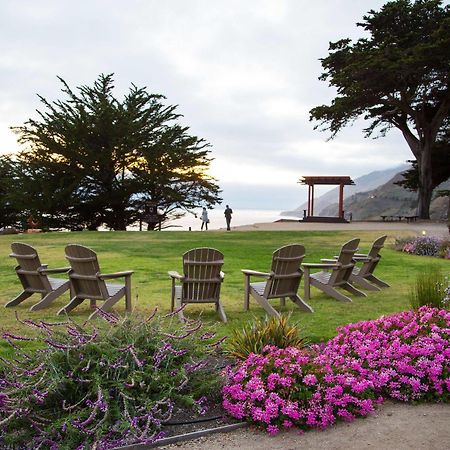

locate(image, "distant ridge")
(321, 173), (449, 221)
(282, 165), (409, 217)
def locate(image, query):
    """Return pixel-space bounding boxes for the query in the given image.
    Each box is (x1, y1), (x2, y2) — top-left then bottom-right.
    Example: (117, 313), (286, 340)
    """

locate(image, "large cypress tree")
(310, 0), (450, 219)
(12, 74), (221, 230)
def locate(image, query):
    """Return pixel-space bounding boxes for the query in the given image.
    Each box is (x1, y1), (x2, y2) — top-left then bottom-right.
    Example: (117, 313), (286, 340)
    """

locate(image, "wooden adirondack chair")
(242, 244), (313, 317)
(303, 238), (366, 302)
(350, 235), (390, 290)
(58, 244), (133, 320)
(6, 242), (70, 311)
(168, 248), (227, 322)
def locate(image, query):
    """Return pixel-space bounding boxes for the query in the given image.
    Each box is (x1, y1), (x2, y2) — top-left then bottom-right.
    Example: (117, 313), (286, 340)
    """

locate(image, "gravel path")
(161, 402), (450, 450)
(230, 220), (448, 237)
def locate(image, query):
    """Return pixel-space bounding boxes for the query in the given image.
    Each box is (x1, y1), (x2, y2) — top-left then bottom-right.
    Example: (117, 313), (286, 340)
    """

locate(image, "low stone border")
(114, 422), (248, 450)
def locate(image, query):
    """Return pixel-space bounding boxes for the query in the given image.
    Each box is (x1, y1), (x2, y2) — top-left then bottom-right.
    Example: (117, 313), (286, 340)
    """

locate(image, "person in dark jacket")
(224, 205), (233, 231)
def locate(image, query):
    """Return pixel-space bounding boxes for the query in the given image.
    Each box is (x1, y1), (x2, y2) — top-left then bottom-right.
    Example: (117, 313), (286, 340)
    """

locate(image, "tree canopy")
(9, 74), (221, 230)
(310, 0), (450, 219)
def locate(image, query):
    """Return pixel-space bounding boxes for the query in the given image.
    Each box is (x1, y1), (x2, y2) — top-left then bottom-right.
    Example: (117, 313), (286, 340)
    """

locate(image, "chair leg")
(243, 276), (250, 311)
(251, 291), (281, 318)
(5, 291), (33, 308)
(30, 282), (70, 311)
(310, 279), (352, 302)
(280, 296), (286, 307)
(349, 275), (381, 291)
(174, 296), (186, 322)
(341, 283), (367, 297)
(366, 274), (390, 288)
(125, 276), (132, 313)
(216, 301), (227, 323)
(303, 270), (311, 300)
(289, 295), (314, 313)
(57, 297), (85, 315)
(90, 292), (122, 319)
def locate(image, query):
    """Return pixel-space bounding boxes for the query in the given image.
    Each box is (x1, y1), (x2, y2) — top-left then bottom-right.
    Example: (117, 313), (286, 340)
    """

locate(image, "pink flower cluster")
(223, 307), (450, 434)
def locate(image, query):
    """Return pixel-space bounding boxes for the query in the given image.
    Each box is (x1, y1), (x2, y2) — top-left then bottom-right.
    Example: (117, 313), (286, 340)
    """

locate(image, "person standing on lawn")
(201, 207), (209, 230)
(224, 205), (233, 231)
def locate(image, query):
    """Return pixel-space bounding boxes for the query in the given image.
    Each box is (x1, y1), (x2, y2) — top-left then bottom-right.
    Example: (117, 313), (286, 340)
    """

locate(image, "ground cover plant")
(0, 311), (225, 449)
(223, 306), (450, 434)
(1, 229), (448, 352)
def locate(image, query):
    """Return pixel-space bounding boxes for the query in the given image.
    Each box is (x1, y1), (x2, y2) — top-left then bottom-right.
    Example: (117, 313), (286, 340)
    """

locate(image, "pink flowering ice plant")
(223, 306), (450, 434)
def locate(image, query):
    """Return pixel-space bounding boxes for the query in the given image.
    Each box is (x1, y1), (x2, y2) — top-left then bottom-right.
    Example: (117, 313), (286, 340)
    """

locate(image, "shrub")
(225, 315), (307, 361)
(223, 307), (450, 434)
(410, 267), (448, 309)
(0, 311), (225, 449)
(395, 235), (449, 259)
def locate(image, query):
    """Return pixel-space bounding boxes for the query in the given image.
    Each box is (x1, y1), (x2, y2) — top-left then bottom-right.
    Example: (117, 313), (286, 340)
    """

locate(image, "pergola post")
(338, 183), (344, 219)
(311, 184), (315, 216)
(307, 185), (311, 216)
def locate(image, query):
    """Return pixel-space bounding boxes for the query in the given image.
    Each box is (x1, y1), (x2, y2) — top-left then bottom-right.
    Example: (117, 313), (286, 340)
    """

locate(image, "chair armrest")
(302, 262), (341, 269)
(241, 269), (272, 278)
(39, 266), (70, 274)
(353, 256), (372, 262)
(168, 270), (184, 280)
(98, 270), (134, 280)
(354, 253), (368, 258)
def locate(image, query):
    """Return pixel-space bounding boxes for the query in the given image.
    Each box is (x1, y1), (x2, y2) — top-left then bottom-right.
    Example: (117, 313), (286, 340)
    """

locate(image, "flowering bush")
(223, 307), (450, 434)
(0, 310), (225, 449)
(396, 236), (450, 259)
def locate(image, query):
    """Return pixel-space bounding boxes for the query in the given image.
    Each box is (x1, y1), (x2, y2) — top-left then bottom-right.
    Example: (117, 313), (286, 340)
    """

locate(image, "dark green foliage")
(225, 314), (308, 360)
(310, 0), (450, 219)
(410, 266), (448, 309)
(0, 313), (224, 448)
(10, 74), (221, 230)
(396, 135), (450, 192)
(0, 155), (22, 229)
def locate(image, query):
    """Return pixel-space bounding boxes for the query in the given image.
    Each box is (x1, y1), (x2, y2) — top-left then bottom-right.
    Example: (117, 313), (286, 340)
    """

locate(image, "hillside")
(282, 165), (408, 217)
(320, 173), (450, 221)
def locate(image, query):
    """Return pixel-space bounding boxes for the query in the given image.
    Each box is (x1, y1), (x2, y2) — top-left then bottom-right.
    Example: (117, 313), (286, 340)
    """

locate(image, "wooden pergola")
(299, 176), (355, 223)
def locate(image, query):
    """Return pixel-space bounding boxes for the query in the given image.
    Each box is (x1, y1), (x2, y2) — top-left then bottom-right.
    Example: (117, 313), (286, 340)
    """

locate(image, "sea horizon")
(132, 208), (295, 231)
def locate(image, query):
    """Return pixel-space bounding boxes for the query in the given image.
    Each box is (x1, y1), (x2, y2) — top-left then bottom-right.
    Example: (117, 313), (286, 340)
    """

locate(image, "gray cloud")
(0, 0), (412, 210)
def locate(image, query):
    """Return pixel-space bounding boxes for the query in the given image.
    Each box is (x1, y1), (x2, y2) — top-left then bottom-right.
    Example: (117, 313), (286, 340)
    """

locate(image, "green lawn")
(1, 230), (448, 353)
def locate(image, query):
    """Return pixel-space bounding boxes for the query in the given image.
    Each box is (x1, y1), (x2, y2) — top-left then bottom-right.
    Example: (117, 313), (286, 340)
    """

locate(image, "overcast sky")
(0, 0), (414, 210)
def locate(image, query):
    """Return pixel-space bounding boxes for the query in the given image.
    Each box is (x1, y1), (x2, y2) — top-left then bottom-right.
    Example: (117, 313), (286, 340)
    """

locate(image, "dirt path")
(161, 402), (450, 450)
(230, 220), (448, 237)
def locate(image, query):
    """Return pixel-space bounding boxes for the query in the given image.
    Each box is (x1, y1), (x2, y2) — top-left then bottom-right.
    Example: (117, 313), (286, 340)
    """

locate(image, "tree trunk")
(417, 140), (434, 219)
(447, 195), (450, 235)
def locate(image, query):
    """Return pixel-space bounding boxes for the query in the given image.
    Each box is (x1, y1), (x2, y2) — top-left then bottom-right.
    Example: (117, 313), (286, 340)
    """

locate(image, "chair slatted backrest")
(264, 244), (305, 299)
(360, 235), (387, 276)
(65, 245), (107, 300)
(182, 248), (224, 303)
(329, 238), (360, 285)
(10, 242), (51, 292)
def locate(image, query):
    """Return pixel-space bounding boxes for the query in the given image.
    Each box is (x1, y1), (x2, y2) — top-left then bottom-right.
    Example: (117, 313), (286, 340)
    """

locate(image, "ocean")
(160, 208), (289, 231)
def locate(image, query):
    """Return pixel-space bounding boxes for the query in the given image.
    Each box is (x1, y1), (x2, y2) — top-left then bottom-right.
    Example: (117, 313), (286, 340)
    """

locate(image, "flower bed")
(395, 236), (450, 259)
(223, 307), (450, 434)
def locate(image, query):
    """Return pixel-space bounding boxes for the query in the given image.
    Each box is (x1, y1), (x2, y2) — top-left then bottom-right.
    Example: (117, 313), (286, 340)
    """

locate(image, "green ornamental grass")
(410, 266), (448, 309)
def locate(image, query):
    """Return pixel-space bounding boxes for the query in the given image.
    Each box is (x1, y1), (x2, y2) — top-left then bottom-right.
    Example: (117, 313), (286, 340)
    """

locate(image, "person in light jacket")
(201, 207), (209, 230)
